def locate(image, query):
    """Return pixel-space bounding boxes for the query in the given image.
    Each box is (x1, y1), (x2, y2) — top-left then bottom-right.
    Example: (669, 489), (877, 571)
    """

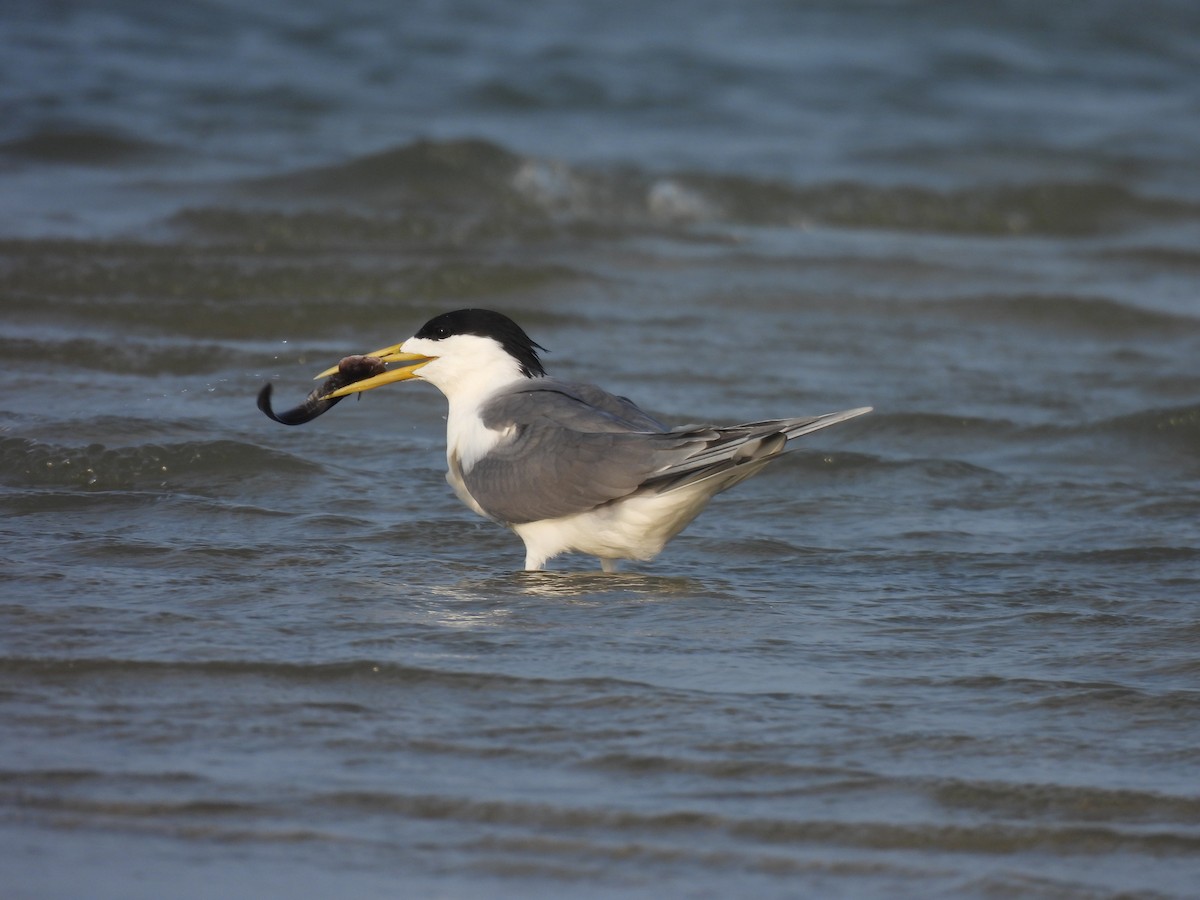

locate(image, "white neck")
(401, 333), (534, 471)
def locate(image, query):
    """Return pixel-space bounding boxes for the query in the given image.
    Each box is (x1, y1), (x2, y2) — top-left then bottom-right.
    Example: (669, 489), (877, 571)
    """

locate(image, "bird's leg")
(600, 558), (619, 574)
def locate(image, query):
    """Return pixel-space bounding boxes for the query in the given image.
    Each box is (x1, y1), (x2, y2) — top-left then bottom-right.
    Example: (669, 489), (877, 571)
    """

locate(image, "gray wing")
(465, 380), (679, 523)
(465, 381), (870, 524)
(487, 379), (670, 433)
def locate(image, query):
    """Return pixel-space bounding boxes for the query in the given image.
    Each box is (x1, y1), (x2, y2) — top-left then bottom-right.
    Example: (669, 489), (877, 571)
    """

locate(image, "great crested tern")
(259, 308), (871, 572)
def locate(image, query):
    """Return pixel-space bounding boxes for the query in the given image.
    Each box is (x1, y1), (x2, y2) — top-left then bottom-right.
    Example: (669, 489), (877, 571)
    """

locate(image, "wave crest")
(166, 138), (1200, 243)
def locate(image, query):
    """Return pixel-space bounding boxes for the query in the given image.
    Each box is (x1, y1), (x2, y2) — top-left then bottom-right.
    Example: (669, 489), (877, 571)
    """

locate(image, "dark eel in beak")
(257, 355), (387, 426)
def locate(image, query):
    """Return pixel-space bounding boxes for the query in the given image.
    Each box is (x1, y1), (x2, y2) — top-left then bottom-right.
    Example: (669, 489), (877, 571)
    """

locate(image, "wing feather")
(464, 382), (869, 524)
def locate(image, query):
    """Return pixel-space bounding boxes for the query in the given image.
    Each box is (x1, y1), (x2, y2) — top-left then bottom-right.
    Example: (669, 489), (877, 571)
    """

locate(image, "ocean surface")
(3, 1), (1200, 897)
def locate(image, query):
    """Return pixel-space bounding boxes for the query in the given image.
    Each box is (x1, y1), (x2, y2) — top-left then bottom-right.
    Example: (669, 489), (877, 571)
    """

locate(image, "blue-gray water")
(3, 1), (1200, 897)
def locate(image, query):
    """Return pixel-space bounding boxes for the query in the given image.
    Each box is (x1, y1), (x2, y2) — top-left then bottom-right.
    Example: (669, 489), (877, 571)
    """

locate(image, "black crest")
(414, 309), (547, 378)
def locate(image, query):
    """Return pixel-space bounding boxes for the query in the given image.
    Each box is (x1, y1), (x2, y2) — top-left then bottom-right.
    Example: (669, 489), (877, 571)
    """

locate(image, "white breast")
(442, 395), (515, 521)
(446, 405), (514, 474)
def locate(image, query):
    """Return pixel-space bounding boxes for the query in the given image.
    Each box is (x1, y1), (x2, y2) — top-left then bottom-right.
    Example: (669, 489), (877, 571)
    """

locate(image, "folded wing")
(466, 381), (869, 524)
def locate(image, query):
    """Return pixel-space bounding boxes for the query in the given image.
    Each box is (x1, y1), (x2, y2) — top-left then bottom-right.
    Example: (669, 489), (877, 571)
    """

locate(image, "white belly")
(512, 483), (721, 570)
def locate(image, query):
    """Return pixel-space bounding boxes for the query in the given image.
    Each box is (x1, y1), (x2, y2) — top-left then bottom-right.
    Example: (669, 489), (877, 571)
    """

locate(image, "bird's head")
(316, 308), (547, 401)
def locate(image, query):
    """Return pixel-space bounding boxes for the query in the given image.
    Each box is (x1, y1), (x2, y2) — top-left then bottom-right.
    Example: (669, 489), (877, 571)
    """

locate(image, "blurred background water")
(2, 1), (1199, 897)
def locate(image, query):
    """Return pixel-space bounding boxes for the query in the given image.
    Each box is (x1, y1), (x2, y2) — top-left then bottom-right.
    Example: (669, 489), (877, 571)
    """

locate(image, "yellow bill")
(313, 345), (433, 400)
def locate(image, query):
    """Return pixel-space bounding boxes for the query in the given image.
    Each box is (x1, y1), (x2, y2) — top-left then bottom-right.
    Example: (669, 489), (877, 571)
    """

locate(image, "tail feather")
(648, 406), (871, 494)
